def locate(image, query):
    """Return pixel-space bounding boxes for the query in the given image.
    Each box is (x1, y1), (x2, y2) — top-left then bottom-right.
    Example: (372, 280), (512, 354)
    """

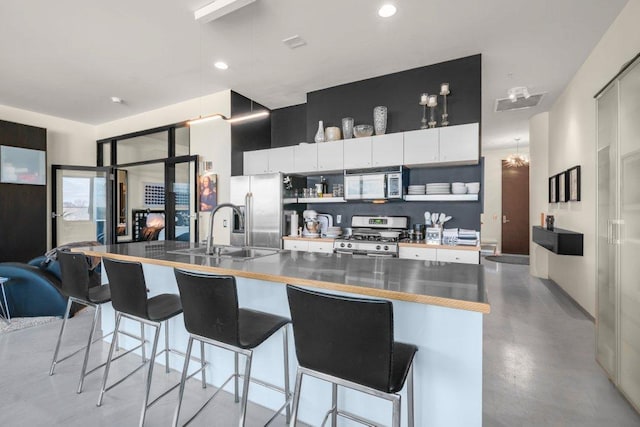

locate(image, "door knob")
(503, 215), (510, 224)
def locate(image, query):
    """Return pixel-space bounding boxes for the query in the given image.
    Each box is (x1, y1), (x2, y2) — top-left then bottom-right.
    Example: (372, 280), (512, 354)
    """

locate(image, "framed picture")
(558, 171), (567, 202)
(549, 175), (558, 203)
(567, 165), (581, 201)
(0, 145), (46, 185)
(198, 173), (217, 212)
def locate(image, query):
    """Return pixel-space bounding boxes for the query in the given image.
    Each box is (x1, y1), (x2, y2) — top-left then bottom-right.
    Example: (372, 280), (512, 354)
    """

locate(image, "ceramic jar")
(325, 127), (341, 141)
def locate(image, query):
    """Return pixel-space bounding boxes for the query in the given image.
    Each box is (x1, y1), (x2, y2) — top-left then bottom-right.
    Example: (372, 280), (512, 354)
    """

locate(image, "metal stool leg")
(331, 383), (338, 426)
(139, 323), (161, 427)
(283, 325), (291, 423)
(172, 336), (194, 427)
(234, 352), (240, 403)
(77, 304), (100, 393)
(391, 394), (401, 427)
(289, 368), (304, 427)
(407, 364), (414, 427)
(140, 322), (146, 362)
(200, 340), (207, 389)
(238, 351), (253, 427)
(49, 298), (73, 376)
(114, 310), (120, 352)
(98, 312), (122, 406)
(165, 320), (170, 374)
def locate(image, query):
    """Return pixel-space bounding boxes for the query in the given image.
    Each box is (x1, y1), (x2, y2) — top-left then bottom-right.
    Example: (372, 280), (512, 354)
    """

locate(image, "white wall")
(96, 90), (233, 245)
(0, 104), (97, 249)
(481, 146), (529, 254)
(529, 112), (549, 278)
(543, 0), (640, 316)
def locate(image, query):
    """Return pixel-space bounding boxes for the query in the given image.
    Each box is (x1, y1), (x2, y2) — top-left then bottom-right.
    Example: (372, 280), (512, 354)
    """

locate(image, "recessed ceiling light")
(214, 61), (229, 70)
(110, 96), (123, 104)
(378, 4), (397, 18)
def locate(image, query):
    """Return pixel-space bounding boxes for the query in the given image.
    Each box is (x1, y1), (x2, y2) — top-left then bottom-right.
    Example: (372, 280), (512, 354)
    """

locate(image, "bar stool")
(173, 269), (292, 427)
(98, 258), (190, 427)
(49, 251), (114, 394)
(286, 285), (418, 427)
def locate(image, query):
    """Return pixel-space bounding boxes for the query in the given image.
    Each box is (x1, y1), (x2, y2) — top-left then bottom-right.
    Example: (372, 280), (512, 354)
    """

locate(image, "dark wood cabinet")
(532, 226), (583, 256)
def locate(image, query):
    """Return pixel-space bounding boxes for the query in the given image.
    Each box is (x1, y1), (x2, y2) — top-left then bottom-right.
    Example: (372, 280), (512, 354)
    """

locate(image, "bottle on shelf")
(320, 176), (328, 196)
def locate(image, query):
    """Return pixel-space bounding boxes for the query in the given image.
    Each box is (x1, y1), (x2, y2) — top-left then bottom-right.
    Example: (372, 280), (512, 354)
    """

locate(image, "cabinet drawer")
(436, 249), (479, 264)
(283, 240), (309, 251)
(398, 247), (437, 260)
(307, 241), (334, 254)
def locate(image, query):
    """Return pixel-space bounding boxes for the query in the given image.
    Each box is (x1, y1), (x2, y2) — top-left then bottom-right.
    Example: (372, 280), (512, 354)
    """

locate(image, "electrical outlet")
(223, 219), (228, 228)
(336, 214), (342, 224)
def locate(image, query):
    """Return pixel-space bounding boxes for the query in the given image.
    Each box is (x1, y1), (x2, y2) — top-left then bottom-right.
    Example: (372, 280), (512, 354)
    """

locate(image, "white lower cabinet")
(398, 247), (437, 261)
(283, 240), (334, 254)
(399, 246), (479, 264)
(283, 240), (309, 251)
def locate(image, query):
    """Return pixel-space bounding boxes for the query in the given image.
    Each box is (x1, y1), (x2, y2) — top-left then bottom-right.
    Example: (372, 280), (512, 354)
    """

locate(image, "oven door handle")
(366, 253), (396, 258)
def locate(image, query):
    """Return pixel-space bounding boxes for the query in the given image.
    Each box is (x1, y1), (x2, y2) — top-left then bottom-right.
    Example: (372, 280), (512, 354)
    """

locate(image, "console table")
(532, 226), (584, 256)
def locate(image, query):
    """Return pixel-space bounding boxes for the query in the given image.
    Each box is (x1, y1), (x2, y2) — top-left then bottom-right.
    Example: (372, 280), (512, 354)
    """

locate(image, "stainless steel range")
(333, 215), (409, 257)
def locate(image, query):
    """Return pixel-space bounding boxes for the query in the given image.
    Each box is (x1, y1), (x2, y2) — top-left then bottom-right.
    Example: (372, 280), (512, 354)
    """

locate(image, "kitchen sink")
(168, 245), (281, 261)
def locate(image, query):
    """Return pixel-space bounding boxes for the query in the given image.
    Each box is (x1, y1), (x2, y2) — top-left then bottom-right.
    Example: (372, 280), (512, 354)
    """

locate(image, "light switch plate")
(336, 214), (342, 224)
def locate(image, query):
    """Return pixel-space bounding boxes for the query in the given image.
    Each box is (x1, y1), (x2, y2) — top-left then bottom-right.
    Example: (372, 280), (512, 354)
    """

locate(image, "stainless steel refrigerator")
(230, 173), (285, 249)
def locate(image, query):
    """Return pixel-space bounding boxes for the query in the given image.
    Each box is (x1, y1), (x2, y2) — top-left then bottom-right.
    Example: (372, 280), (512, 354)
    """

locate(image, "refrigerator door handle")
(245, 192), (253, 247)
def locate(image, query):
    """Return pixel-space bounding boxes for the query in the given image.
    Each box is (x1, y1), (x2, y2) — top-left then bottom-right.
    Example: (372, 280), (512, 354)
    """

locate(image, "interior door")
(501, 161), (530, 254)
(52, 165), (111, 247)
(165, 156), (198, 242)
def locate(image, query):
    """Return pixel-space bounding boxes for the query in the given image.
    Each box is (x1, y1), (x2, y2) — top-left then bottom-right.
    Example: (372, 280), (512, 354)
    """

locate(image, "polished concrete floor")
(1, 261), (640, 426)
(482, 259), (640, 426)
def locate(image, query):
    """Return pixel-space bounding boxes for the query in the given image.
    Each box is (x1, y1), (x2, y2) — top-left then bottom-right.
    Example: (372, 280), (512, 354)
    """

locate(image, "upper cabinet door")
(317, 140), (344, 172)
(243, 149), (269, 175)
(403, 129), (439, 166)
(293, 143), (318, 173)
(344, 137), (372, 169)
(372, 133), (404, 167)
(267, 146), (295, 173)
(438, 123), (479, 164)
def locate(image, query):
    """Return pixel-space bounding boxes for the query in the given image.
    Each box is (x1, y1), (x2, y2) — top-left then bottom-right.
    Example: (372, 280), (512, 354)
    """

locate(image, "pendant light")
(505, 137), (529, 167)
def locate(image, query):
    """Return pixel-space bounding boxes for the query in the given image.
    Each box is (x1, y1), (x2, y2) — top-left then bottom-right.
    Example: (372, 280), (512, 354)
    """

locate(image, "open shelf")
(296, 197), (346, 204)
(404, 194), (479, 202)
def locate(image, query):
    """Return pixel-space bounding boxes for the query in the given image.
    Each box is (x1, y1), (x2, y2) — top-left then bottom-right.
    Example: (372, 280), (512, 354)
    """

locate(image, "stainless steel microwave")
(344, 167), (408, 201)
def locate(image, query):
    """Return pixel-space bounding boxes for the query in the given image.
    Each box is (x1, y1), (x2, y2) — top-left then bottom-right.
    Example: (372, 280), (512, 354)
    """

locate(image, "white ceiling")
(0, 0), (628, 150)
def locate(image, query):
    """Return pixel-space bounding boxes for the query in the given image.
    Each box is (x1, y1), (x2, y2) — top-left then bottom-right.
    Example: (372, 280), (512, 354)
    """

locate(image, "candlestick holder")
(427, 94), (438, 128)
(419, 93), (428, 129)
(440, 83), (450, 126)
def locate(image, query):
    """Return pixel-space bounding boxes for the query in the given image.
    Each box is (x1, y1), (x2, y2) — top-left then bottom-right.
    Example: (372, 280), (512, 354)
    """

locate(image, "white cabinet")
(398, 246), (437, 261)
(307, 241), (334, 254)
(283, 240), (308, 251)
(436, 249), (479, 264)
(293, 144), (318, 173)
(243, 149), (269, 175)
(317, 140), (344, 172)
(439, 123), (479, 164)
(403, 129), (439, 166)
(372, 133), (404, 167)
(398, 246), (479, 264)
(344, 137), (372, 169)
(267, 146), (294, 173)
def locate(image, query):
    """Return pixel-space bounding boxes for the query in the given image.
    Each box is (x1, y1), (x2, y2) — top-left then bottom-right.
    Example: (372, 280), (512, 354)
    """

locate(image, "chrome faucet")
(206, 203), (245, 255)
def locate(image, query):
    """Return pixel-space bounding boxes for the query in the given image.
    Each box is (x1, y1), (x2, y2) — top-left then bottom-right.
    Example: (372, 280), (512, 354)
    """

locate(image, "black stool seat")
(147, 294), (183, 322)
(87, 284), (112, 304)
(389, 342), (418, 393)
(238, 308), (290, 349)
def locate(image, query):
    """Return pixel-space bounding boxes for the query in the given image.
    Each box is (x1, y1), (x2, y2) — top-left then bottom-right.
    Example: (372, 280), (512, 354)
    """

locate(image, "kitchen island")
(77, 241), (489, 427)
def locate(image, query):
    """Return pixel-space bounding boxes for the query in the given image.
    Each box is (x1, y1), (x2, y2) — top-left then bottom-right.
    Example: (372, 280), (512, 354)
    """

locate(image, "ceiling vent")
(282, 35), (307, 49)
(495, 93), (545, 112)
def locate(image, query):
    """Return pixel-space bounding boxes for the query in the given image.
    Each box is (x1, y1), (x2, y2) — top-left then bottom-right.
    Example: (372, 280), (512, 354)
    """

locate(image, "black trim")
(96, 121), (188, 144)
(594, 51), (640, 99)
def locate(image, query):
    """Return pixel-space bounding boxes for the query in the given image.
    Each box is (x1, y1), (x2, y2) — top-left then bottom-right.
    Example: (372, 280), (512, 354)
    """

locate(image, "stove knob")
(376, 245), (381, 250)
(384, 245), (389, 251)
(340, 243), (345, 248)
(347, 243), (352, 248)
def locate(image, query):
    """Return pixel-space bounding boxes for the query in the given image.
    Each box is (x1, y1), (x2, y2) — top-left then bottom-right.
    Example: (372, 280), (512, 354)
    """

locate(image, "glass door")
(52, 166), (111, 247)
(166, 156), (198, 242)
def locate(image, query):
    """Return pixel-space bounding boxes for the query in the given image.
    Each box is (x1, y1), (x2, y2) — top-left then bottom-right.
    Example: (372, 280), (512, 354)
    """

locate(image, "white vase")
(314, 120), (325, 143)
(373, 106), (387, 135)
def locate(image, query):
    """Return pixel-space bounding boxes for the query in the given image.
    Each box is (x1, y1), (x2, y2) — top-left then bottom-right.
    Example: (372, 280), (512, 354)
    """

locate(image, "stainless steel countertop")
(78, 241), (489, 313)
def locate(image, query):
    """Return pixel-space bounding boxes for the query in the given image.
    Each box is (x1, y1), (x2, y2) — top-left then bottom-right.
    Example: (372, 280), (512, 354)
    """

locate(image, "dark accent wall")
(271, 104), (307, 147)
(230, 91), (271, 176)
(0, 120), (47, 262)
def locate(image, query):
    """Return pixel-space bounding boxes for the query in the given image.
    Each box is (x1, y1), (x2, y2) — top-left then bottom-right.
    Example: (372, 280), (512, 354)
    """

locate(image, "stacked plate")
(408, 185), (426, 195)
(452, 182), (467, 194)
(325, 226), (343, 238)
(426, 183), (450, 194)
